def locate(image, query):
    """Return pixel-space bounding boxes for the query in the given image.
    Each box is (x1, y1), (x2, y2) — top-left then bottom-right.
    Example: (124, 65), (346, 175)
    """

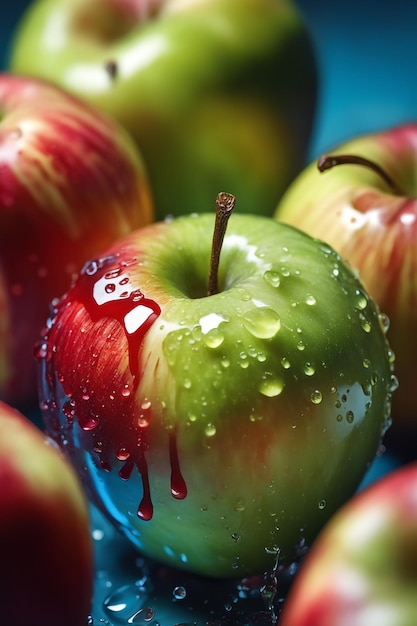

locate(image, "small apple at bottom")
(0, 400), (93, 626)
(0, 72), (153, 408)
(36, 196), (396, 578)
(9, 0), (318, 220)
(279, 461), (417, 626)
(274, 123), (417, 434)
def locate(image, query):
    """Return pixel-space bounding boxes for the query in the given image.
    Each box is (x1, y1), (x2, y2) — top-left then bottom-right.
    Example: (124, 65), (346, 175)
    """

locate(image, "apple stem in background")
(317, 153), (403, 195)
(208, 192), (236, 296)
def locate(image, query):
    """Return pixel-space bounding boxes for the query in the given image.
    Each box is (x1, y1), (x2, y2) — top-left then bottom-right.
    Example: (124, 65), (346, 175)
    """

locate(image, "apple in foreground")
(0, 72), (153, 408)
(36, 197), (396, 578)
(274, 123), (417, 434)
(9, 0), (317, 220)
(0, 400), (93, 626)
(279, 461), (417, 626)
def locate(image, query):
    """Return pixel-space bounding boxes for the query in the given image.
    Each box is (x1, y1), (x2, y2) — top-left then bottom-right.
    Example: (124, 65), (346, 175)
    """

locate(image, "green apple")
(0, 72), (153, 408)
(0, 400), (93, 626)
(274, 123), (417, 435)
(279, 461), (417, 626)
(9, 0), (317, 220)
(36, 199), (395, 578)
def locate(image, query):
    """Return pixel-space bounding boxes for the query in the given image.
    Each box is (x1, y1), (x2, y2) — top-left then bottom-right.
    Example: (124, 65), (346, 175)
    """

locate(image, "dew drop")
(116, 447), (131, 461)
(281, 357), (291, 369)
(379, 312), (390, 334)
(303, 362), (315, 376)
(204, 328), (224, 349)
(205, 423), (216, 437)
(310, 389), (323, 404)
(318, 500), (327, 510)
(296, 340), (305, 351)
(305, 294), (317, 306)
(234, 498), (245, 512)
(243, 307), (281, 339)
(346, 411), (354, 424)
(359, 313), (372, 332)
(354, 289), (368, 310)
(263, 270), (281, 288)
(259, 378), (284, 398)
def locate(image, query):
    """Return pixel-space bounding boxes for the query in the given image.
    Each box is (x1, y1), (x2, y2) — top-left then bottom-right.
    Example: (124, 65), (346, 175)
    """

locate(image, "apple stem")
(317, 153), (403, 195)
(208, 192), (236, 296)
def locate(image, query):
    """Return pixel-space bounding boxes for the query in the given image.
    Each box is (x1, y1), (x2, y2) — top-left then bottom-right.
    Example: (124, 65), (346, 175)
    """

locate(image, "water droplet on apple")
(281, 357), (291, 369)
(310, 390), (323, 404)
(205, 423), (216, 437)
(259, 378), (284, 398)
(354, 289), (368, 310)
(346, 411), (354, 424)
(359, 313), (372, 333)
(296, 340), (305, 351)
(305, 294), (317, 306)
(263, 270), (281, 288)
(378, 312), (390, 334)
(303, 362), (315, 376)
(203, 328), (224, 348)
(318, 499), (327, 510)
(243, 307), (281, 339)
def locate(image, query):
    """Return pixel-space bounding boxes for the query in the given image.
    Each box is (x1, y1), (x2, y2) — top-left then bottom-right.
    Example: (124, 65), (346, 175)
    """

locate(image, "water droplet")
(318, 499), (327, 510)
(263, 270), (281, 288)
(362, 358), (371, 369)
(281, 357), (291, 369)
(183, 378), (192, 389)
(336, 414), (343, 422)
(204, 328), (224, 349)
(234, 499), (245, 512)
(259, 378), (284, 398)
(231, 533), (241, 543)
(303, 362), (315, 376)
(379, 312), (390, 333)
(305, 294), (317, 306)
(296, 340), (305, 351)
(243, 307), (281, 339)
(205, 423), (216, 437)
(173, 586), (187, 600)
(310, 390), (323, 404)
(116, 447), (130, 461)
(359, 313), (372, 332)
(346, 411), (354, 424)
(354, 289), (368, 310)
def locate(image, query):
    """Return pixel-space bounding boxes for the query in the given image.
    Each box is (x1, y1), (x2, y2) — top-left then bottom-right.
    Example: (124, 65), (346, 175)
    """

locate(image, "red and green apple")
(279, 461), (417, 626)
(37, 197), (395, 578)
(9, 0), (317, 220)
(274, 123), (417, 434)
(0, 400), (93, 626)
(0, 72), (153, 408)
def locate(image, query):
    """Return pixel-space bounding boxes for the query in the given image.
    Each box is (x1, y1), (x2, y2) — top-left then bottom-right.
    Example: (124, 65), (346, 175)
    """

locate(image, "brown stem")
(208, 192), (236, 296)
(317, 153), (404, 195)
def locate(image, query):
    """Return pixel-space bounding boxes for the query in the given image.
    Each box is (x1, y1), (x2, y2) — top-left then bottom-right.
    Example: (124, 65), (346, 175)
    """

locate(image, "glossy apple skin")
(9, 0), (317, 220)
(0, 400), (93, 626)
(37, 213), (395, 578)
(279, 462), (417, 626)
(0, 73), (153, 407)
(274, 124), (417, 433)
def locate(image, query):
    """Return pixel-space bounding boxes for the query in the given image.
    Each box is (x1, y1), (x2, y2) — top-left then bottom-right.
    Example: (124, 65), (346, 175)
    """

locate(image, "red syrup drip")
(60, 255), (187, 521)
(169, 430), (187, 500)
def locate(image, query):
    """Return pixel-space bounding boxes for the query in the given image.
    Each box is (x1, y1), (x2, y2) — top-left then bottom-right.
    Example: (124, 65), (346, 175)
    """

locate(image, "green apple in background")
(0, 400), (93, 626)
(9, 0), (317, 220)
(274, 124), (417, 438)
(279, 462), (417, 626)
(37, 197), (396, 578)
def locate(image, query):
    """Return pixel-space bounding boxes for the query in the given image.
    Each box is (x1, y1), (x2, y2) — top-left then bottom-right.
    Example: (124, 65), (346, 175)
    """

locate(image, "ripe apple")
(0, 400), (93, 626)
(9, 0), (317, 220)
(0, 72), (153, 408)
(36, 196), (396, 578)
(274, 123), (417, 434)
(279, 461), (417, 626)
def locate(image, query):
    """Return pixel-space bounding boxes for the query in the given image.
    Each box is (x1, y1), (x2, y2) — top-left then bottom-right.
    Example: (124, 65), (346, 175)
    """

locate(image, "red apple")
(274, 123), (417, 434)
(0, 400), (93, 626)
(0, 72), (153, 407)
(279, 461), (417, 626)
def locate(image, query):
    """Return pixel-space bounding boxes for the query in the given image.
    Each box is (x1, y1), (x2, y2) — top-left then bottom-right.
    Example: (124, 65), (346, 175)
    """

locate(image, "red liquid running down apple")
(37, 254), (186, 521)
